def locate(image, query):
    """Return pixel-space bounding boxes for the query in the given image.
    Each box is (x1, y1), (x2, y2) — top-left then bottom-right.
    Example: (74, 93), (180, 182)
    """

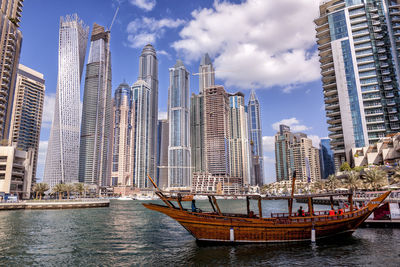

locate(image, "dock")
(0, 199), (110, 210)
(362, 219), (400, 228)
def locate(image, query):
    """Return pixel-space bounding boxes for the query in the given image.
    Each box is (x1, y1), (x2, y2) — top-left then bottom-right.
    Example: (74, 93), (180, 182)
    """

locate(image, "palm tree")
(313, 180), (325, 192)
(33, 183), (49, 200)
(341, 171), (363, 191)
(65, 184), (75, 199)
(389, 168), (400, 185)
(74, 183), (85, 198)
(52, 184), (66, 200)
(362, 168), (388, 190)
(325, 174), (341, 192)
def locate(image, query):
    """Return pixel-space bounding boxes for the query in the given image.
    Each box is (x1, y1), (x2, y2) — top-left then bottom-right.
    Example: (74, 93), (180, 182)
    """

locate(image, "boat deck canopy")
(173, 192), (354, 200)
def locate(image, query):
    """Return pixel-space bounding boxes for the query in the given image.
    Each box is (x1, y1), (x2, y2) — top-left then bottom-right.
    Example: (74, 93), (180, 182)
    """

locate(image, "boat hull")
(143, 192), (390, 243)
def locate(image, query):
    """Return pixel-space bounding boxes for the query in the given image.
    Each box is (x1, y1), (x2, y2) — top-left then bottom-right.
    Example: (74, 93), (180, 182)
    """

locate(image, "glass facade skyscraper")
(247, 90), (264, 184)
(199, 53), (215, 93)
(79, 23), (112, 186)
(316, 0), (400, 169)
(138, 44), (158, 185)
(228, 93), (251, 186)
(44, 14), (88, 188)
(168, 60), (191, 188)
(319, 138), (335, 179)
(132, 80), (152, 188)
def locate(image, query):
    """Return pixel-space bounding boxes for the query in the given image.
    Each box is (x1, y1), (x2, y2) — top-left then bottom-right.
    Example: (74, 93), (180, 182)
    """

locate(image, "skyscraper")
(138, 44), (158, 184)
(132, 80), (152, 188)
(319, 138), (335, 179)
(248, 90), (264, 184)
(0, 0), (23, 140)
(275, 125), (321, 182)
(79, 23), (112, 186)
(157, 119), (169, 189)
(44, 14), (88, 188)
(228, 93), (251, 186)
(9, 64), (45, 183)
(199, 53), (215, 94)
(110, 82), (133, 187)
(190, 93), (206, 173)
(168, 60), (191, 188)
(316, 0), (400, 169)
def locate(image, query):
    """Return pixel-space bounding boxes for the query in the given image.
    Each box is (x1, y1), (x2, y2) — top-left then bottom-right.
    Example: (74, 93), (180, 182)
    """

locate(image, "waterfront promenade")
(0, 199), (110, 210)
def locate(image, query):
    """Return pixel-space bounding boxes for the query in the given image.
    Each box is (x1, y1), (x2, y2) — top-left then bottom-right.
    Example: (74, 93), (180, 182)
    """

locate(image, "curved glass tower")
(44, 14), (88, 188)
(79, 23), (112, 186)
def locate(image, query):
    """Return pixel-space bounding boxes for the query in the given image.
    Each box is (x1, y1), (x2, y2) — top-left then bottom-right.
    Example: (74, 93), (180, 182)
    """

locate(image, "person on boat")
(297, 206), (305, 217)
(191, 200), (201, 212)
(338, 208), (344, 215)
(329, 209), (336, 216)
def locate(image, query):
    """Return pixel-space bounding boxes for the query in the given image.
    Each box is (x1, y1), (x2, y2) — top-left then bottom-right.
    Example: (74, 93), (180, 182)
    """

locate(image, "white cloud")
(272, 118), (311, 132)
(158, 50), (171, 59)
(262, 136), (275, 152)
(42, 93), (56, 129)
(127, 17), (185, 48)
(158, 111), (167, 120)
(172, 0), (320, 90)
(129, 0), (156, 11)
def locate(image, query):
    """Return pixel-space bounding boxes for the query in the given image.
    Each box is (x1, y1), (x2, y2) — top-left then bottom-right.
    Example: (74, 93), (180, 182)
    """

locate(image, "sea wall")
(0, 199), (110, 210)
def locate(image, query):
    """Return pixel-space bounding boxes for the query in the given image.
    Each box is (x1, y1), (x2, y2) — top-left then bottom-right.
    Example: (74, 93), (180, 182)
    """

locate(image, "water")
(0, 200), (399, 266)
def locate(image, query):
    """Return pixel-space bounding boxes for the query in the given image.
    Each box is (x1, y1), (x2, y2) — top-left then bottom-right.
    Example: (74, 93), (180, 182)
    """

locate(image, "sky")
(19, 0), (327, 184)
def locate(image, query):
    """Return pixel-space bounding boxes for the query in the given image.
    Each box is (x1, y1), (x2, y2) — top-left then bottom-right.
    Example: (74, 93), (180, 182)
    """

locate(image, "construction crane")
(108, 5), (120, 32)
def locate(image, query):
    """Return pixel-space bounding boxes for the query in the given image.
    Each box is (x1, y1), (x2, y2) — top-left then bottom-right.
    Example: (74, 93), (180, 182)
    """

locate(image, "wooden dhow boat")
(143, 175), (390, 243)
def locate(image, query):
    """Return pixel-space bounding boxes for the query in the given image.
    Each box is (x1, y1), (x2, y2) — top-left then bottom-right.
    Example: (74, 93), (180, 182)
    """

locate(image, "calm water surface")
(0, 199), (399, 266)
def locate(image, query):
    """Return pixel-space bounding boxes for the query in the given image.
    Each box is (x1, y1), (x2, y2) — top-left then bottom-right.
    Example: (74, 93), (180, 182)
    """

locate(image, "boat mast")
(288, 171), (296, 216)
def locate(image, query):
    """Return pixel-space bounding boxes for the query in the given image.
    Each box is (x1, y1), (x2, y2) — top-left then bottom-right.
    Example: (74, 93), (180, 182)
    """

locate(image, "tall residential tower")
(138, 44), (158, 186)
(110, 82), (133, 187)
(199, 53), (215, 94)
(168, 60), (191, 188)
(0, 0), (23, 140)
(248, 90), (264, 185)
(44, 14), (88, 188)
(316, 0), (400, 169)
(79, 23), (112, 186)
(9, 64), (45, 182)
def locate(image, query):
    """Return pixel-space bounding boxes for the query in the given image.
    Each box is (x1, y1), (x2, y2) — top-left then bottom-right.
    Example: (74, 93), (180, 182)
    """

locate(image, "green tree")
(74, 183), (85, 198)
(313, 180), (325, 192)
(65, 184), (75, 199)
(362, 168), (388, 190)
(325, 174), (341, 191)
(33, 183), (49, 200)
(340, 162), (352, 172)
(341, 171), (363, 191)
(52, 184), (66, 200)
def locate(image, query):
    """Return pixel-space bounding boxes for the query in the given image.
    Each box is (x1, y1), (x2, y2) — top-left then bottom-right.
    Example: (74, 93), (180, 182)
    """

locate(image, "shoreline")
(0, 199), (110, 210)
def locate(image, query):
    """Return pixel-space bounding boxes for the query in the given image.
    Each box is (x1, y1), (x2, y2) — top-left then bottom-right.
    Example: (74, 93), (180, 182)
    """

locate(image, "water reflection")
(0, 200), (398, 266)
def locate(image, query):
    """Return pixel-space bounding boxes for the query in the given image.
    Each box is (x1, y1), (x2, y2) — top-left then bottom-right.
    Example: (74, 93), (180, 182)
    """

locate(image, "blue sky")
(19, 0), (327, 184)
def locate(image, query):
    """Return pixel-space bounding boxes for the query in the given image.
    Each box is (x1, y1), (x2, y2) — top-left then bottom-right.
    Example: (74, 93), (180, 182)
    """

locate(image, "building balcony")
(392, 16), (400, 21)
(322, 82), (336, 89)
(391, 123), (400, 130)
(328, 125), (342, 132)
(364, 103), (382, 109)
(373, 27), (382, 33)
(368, 127), (386, 133)
(389, 116), (399, 122)
(327, 118), (341, 125)
(379, 55), (388, 60)
(325, 96), (338, 104)
(378, 48), (386, 53)
(382, 70), (391, 75)
(385, 92), (395, 98)
(372, 20), (380, 26)
(325, 103), (339, 110)
(329, 133), (344, 139)
(376, 41), (385, 46)
(383, 77), (392, 82)
(324, 88), (338, 97)
(366, 119), (385, 124)
(388, 108), (398, 114)
(326, 110), (340, 117)
(384, 85), (393, 90)
(371, 13), (379, 19)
